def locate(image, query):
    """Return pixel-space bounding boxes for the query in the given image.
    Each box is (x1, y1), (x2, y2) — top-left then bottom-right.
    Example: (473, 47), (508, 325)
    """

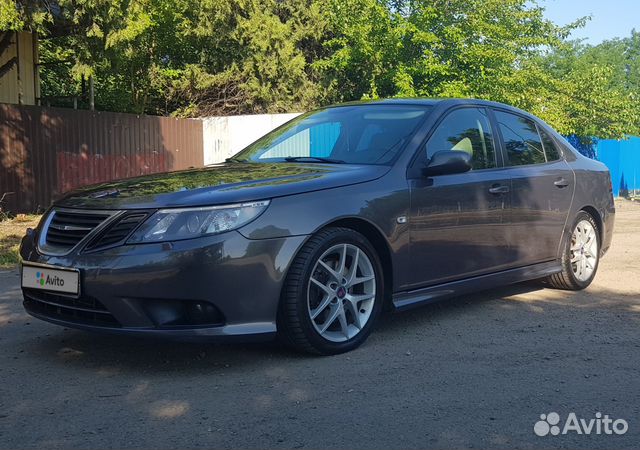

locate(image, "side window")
(539, 128), (561, 161)
(426, 108), (496, 170)
(495, 111), (546, 166)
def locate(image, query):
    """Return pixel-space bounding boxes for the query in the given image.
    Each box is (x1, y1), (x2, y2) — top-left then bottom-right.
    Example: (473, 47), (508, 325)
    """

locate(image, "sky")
(540, 0), (639, 44)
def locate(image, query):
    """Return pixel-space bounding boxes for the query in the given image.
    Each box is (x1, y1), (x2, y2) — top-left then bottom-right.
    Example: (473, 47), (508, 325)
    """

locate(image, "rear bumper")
(601, 200), (615, 256)
(20, 229), (307, 341)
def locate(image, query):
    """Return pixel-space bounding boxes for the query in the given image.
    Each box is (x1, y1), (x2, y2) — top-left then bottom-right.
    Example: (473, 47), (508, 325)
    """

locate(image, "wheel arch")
(558, 205), (603, 262)
(578, 205), (603, 243)
(276, 219), (393, 353)
(318, 217), (394, 310)
(547, 206), (603, 290)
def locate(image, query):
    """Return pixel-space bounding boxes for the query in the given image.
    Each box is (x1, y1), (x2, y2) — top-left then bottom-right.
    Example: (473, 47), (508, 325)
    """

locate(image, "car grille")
(23, 289), (121, 327)
(44, 209), (112, 251)
(84, 212), (148, 251)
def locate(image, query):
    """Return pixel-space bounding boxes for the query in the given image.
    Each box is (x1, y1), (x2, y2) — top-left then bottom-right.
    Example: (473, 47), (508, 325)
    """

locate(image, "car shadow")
(2, 281), (540, 370)
(375, 281), (546, 335)
(3, 267), (638, 376)
(21, 327), (301, 374)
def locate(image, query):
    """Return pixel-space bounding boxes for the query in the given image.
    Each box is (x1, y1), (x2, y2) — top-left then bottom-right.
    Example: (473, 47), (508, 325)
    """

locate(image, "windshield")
(232, 104), (432, 165)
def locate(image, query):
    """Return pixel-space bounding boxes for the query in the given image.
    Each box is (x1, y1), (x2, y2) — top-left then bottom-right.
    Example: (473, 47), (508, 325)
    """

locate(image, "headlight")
(127, 200), (270, 243)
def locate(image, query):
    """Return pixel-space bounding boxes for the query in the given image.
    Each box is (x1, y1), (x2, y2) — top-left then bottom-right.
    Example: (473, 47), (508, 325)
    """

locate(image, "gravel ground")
(0, 203), (639, 449)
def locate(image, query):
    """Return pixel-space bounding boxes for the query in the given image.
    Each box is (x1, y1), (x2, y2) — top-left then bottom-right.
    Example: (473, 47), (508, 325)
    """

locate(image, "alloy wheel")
(570, 219), (598, 282)
(307, 243), (376, 343)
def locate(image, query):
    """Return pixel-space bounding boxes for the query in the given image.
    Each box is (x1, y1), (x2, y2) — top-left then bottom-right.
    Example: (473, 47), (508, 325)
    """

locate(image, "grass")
(0, 214), (41, 269)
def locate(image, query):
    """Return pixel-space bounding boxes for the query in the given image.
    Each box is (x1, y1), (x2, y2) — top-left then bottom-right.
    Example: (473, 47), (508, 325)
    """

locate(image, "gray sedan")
(20, 99), (615, 354)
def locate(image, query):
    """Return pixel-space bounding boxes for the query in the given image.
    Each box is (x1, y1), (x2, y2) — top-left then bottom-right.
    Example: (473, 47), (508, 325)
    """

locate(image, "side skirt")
(392, 261), (561, 311)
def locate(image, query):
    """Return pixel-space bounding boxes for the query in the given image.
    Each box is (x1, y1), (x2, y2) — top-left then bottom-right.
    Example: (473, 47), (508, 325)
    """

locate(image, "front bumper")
(20, 229), (307, 341)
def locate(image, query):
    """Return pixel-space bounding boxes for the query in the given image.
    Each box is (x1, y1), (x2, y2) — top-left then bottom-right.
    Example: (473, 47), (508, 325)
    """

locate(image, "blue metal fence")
(596, 137), (640, 197)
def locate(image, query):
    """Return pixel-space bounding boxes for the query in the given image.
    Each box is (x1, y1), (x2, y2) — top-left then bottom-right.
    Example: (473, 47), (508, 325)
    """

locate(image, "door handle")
(489, 185), (509, 194)
(554, 178), (570, 188)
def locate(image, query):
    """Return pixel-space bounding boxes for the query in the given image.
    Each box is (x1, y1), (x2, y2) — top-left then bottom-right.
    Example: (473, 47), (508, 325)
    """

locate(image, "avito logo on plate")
(534, 412), (628, 437)
(36, 271), (65, 288)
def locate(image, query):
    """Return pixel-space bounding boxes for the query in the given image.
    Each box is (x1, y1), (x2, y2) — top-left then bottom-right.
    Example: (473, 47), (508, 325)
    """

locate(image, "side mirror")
(423, 150), (472, 177)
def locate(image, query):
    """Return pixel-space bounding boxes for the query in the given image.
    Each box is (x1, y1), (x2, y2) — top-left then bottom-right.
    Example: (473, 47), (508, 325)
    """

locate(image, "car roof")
(321, 98), (577, 158)
(330, 98), (441, 107)
(329, 97), (536, 118)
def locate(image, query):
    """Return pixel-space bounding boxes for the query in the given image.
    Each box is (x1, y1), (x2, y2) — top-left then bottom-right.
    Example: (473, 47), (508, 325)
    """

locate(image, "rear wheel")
(278, 227), (384, 355)
(546, 211), (600, 290)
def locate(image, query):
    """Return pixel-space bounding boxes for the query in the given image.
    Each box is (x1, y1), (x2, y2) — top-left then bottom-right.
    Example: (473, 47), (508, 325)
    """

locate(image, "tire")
(546, 211), (601, 290)
(278, 227), (384, 355)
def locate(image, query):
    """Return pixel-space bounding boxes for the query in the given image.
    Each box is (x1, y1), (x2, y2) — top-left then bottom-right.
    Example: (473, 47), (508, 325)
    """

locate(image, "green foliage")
(0, 0), (23, 30)
(520, 35), (640, 139)
(10, 0), (640, 139)
(170, 0), (329, 116)
(320, 0), (568, 101)
(0, 0), (53, 32)
(32, 0), (329, 115)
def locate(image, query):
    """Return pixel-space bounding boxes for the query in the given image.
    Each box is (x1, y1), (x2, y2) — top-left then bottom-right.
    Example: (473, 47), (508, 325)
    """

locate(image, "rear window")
(495, 111), (546, 166)
(540, 128), (562, 161)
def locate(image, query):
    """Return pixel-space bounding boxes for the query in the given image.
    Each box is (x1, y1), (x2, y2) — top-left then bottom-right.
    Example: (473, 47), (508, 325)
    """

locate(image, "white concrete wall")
(202, 113), (302, 165)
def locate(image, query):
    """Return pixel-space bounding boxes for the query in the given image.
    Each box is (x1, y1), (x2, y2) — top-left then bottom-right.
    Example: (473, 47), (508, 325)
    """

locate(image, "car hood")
(55, 162), (390, 209)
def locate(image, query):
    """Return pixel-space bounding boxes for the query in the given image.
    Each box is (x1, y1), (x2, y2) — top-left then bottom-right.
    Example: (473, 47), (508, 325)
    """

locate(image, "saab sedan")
(20, 99), (615, 354)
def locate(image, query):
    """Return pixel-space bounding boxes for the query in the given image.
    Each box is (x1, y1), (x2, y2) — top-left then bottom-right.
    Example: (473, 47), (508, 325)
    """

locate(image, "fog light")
(142, 299), (224, 328)
(186, 301), (222, 325)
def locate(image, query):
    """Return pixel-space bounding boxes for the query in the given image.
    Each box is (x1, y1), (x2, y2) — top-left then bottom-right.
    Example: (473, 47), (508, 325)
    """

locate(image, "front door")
(407, 107), (514, 289)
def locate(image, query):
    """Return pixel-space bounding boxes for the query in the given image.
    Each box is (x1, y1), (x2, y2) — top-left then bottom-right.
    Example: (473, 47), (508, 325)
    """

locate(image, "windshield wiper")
(225, 157), (246, 163)
(283, 156), (345, 164)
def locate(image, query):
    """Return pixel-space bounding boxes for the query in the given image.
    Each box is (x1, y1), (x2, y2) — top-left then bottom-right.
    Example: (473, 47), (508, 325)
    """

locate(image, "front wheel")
(278, 227), (384, 355)
(546, 211), (601, 290)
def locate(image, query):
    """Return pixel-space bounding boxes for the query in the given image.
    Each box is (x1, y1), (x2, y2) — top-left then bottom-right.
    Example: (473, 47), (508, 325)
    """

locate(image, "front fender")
(237, 176), (411, 289)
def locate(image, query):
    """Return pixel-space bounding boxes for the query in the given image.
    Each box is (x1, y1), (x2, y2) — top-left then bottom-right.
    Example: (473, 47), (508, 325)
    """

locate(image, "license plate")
(21, 264), (80, 295)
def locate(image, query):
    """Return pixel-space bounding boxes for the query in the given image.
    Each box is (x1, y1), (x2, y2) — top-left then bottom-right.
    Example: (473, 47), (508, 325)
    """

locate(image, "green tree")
(318, 0), (574, 100)
(171, 0), (329, 116)
(0, 0), (52, 31)
(6, 0), (640, 140)
(0, 0), (22, 30)
(28, 0), (328, 115)
(522, 33), (640, 139)
(318, 0), (639, 139)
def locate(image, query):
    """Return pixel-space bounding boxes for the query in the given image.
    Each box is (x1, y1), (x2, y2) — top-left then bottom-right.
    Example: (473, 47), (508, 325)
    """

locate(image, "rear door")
(407, 107), (514, 289)
(492, 109), (575, 265)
